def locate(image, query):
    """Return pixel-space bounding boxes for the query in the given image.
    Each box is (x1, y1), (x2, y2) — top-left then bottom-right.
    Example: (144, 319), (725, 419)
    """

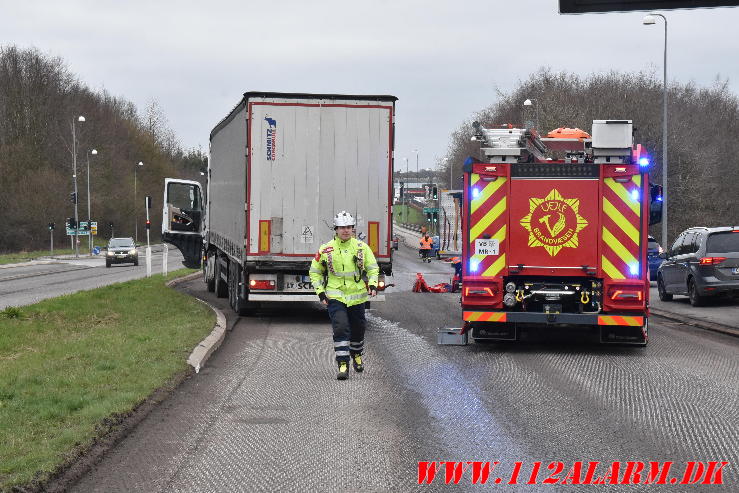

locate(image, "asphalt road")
(70, 241), (739, 492)
(0, 246), (186, 310)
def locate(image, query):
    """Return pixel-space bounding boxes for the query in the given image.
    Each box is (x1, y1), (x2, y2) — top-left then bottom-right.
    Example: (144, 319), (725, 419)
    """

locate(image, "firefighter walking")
(310, 211), (379, 380)
(419, 233), (433, 262)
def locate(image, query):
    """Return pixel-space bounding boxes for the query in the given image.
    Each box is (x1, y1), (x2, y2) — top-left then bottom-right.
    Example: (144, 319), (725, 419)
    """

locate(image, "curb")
(650, 307), (739, 338)
(166, 272), (228, 373)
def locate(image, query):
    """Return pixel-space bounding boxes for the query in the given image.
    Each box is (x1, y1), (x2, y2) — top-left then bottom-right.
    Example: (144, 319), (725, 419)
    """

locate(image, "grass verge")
(0, 268), (214, 490)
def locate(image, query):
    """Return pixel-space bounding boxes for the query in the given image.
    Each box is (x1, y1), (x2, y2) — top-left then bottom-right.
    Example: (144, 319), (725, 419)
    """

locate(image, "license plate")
(543, 304), (562, 314)
(475, 239), (499, 256)
(733, 267), (739, 275)
(284, 275), (314, 292)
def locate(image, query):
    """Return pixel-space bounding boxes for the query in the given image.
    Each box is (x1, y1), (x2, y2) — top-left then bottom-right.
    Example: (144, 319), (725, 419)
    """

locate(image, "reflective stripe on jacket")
(309, 237), (380, 307)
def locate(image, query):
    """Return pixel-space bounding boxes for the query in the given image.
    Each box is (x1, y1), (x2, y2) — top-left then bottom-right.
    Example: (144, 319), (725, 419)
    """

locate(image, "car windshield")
(109, 239), (134, 248)
(706, 232), (739, 254)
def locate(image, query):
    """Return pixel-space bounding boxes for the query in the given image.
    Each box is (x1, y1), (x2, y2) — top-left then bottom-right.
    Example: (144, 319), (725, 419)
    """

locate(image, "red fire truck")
(461, 120), (658, 345)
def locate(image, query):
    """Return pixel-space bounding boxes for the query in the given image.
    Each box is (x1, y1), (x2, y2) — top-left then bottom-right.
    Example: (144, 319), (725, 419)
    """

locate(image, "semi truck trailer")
(163, 92), (397, 314)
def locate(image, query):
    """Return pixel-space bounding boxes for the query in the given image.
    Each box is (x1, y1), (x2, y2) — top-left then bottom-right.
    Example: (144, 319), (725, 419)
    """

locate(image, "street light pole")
(644, 13), (669, 248)
(86, 148), (98, 254)
(134, 161), (143, 242)
(71, 115), (85, 258)
(523, 98), (539, 130)
(403, 157), (409, 223)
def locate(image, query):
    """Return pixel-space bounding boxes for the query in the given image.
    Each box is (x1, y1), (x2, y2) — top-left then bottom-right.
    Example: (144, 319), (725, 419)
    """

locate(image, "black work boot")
(337, 360), (349, 380)
(352, 354), (364, 373)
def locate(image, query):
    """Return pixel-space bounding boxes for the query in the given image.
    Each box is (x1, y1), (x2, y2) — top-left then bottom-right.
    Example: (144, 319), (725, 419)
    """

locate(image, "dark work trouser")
(327, 299), (366, 363)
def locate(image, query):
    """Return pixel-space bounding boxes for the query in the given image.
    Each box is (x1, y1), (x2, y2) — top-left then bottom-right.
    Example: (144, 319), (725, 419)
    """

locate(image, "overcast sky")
(3, 1), (739, 171)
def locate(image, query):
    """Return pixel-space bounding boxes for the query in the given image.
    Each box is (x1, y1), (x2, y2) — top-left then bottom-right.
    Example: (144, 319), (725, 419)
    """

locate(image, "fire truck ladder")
(471, 121), (548, 163)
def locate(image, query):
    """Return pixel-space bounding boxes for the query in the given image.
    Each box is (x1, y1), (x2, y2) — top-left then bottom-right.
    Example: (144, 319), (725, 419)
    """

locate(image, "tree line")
(0, 45), (205, 253)
(442, 69), (739, 245)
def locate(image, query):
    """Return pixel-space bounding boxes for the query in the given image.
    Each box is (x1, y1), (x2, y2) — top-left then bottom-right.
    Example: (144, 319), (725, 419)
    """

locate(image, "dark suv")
(656, 227), (739, 306)
(105, 237), (139, 267)
(647, 235), (663, 280)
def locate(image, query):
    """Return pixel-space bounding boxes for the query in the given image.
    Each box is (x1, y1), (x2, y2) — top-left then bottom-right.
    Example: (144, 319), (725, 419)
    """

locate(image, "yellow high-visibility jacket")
(309, 237), (379, 307)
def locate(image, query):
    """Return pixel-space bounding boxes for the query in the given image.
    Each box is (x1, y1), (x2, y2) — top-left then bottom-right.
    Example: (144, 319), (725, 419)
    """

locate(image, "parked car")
(105, 237), (139, 267)
(656, 226), (739, 306)
(647, 235), (663, 280)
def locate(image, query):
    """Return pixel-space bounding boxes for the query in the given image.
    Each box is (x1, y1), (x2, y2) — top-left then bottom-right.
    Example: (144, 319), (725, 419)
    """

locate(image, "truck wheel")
(205, 252), (216, 292)
(688, 278), (705, 307)
(229, 263), (253, 315)
(657, 276), (672, 301)
(214, 256), (228, 298)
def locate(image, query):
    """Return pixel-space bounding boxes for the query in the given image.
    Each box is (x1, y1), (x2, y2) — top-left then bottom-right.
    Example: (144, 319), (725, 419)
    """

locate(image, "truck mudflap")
(463, 311), (648, 345)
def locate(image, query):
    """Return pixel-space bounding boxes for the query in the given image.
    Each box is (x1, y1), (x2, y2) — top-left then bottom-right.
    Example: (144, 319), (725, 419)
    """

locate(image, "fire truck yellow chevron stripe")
(601, 255), (625, 279)
(470, 197), (506, 240)
(471, 178), (506, 215)
(482, 253), (506, 277)
(463, 311), (507, 322)
(602, 227), (638, 266)
(603, 197), (639, 245)
(604, 177), (640, 216)
(598, 315), (643, 326)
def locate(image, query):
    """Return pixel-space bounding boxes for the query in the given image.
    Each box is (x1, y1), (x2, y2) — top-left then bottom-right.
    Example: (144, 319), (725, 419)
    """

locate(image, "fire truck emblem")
(520, 189), (588, 256)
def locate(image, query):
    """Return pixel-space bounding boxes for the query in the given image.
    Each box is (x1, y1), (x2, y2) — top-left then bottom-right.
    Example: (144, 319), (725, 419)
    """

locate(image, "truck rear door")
(162, 178), (204, 268)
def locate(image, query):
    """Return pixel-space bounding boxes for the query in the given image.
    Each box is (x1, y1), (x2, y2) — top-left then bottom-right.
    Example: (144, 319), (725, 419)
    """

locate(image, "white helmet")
(333, 211), (356, 227)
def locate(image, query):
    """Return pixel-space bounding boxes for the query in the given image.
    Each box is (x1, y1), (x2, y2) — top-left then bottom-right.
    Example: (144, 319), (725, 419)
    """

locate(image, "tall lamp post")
(523, 98), (539, 130)
(86, 148), (98, 254)
(403, 157), (409, 222)
(71, 115), (85, 258)
(134, 161), (144, 242)
(643, 13), (668, 248)
(443, 157), (450, 189)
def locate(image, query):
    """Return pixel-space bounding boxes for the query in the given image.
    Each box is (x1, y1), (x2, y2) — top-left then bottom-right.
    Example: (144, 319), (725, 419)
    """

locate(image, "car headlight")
(107, 251), (114, 256)
(129, 249), (137, 255)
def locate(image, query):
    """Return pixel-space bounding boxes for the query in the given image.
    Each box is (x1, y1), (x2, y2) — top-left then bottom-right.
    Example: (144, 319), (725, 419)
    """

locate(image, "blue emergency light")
(629, 263), (639, 276)
(470, 259), (480, 272)
(630, 189), (640, 201)
(639, 157), (650, 167)
(472, 188), (480, 198)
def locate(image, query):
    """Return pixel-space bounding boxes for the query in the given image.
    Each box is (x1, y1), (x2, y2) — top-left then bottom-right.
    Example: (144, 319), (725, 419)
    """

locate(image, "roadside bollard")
(162, 244), (168, 276)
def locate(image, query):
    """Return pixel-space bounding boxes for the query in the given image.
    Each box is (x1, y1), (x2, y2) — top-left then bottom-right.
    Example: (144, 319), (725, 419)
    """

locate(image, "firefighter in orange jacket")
(419, 233), (433, 263)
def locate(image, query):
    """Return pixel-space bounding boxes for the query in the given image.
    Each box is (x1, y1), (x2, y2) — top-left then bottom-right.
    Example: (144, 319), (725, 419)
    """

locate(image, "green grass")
(0, 238), (104, 265)
(0, 268), (214, 489)
(393, 204), (427, 226)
